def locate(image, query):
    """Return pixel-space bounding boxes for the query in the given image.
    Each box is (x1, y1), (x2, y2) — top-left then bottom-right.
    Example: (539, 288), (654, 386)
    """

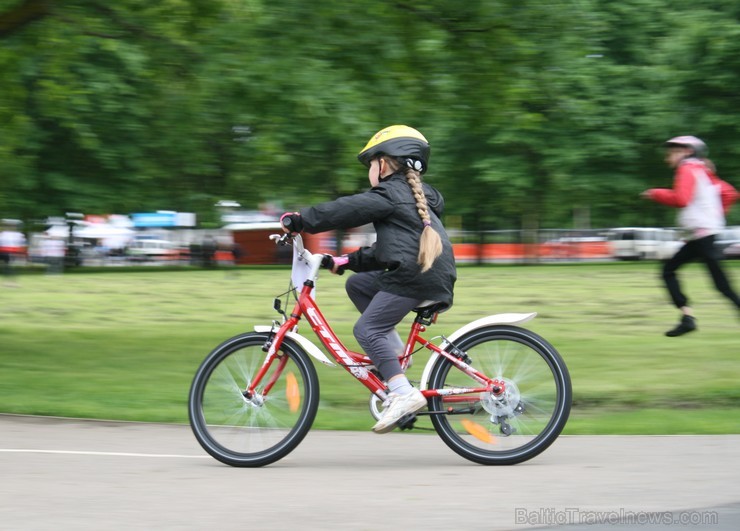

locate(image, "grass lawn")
(1, 261), (739, 434)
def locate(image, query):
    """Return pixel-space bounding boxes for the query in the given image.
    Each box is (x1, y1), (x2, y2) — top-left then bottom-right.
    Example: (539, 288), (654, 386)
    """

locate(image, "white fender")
(420, 312), (537, 390)
(254, 326), (335, 367)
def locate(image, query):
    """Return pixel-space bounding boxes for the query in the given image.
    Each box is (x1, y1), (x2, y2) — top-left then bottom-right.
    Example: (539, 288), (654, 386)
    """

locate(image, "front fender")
(254, 326), (335, 367)
(420, 312), (537, 390)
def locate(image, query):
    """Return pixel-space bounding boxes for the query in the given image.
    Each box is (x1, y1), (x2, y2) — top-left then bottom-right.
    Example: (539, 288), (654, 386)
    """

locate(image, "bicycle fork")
(241, 318), (297, 405)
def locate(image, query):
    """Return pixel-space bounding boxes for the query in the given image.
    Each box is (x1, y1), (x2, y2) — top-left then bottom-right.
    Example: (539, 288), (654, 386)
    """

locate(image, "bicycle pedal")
(397, 413), (417, 431)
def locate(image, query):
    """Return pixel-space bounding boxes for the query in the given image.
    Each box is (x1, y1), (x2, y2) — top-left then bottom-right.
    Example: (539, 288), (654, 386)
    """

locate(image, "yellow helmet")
(358, 125), (430, 173)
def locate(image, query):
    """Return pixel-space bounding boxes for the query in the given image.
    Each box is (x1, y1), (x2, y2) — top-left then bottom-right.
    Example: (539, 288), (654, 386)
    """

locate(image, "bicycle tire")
(428, 326), (571, 465)
(188, 332), (319, 467)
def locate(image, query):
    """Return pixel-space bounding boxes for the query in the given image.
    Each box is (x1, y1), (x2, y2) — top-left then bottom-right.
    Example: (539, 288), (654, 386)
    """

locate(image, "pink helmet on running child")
(664, 136), (708, 158)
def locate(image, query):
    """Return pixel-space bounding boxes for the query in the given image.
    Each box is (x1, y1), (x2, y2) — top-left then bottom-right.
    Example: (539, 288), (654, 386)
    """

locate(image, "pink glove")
(320, 254), (349, 275)
(280, 212), (303, 234)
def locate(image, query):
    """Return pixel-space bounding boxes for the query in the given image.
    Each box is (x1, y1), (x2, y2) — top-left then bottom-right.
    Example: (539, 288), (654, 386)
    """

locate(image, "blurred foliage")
(1, 0), (740, 229)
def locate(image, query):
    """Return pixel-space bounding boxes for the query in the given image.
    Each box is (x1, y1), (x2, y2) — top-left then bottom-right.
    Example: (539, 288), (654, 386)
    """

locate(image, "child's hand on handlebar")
(280, 212), (303, 234)
(320, 254), (349, 275)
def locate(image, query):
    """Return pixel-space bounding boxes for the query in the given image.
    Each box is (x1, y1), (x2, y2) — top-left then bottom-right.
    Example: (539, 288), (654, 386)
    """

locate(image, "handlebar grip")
(321, 254), (345, 275)
(280, 212), (303, 233)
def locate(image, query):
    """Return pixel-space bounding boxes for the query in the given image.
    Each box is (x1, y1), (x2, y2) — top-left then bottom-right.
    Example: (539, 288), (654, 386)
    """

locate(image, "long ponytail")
(380, 156), (443, 272)
(404, 168), (443, 272)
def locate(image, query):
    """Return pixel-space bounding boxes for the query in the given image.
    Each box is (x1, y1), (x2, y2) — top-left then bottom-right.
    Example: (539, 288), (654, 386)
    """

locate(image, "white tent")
(45, 223), (134, 249)
(77, 224), (134, 249)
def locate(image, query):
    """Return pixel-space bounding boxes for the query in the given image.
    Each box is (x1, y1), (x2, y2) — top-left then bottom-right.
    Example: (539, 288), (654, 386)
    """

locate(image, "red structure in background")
(229, 223), (290, 265)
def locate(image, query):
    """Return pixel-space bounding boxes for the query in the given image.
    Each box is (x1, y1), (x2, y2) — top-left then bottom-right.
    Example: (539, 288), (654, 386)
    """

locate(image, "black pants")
(662, 235), (740, 310)
(345, 271), (423, 381)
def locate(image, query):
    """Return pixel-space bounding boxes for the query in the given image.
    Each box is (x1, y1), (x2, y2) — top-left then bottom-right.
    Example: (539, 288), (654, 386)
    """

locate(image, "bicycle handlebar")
(270, 233), (323, 284)
(269, 233), (293, 246)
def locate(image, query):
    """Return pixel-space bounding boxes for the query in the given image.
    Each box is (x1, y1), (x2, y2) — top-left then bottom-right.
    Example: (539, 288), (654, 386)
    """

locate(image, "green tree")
(2, 0), (740, 230)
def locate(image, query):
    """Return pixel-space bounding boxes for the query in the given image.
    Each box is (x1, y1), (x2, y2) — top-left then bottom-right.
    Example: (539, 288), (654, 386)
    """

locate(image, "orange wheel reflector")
(286, 372), (300, 413)
(461, 419), (497, 444)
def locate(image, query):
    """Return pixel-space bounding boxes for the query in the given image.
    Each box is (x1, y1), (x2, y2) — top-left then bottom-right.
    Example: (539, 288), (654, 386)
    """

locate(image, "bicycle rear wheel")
(428, 326), (571, 465)
(188, 332), (319, 467)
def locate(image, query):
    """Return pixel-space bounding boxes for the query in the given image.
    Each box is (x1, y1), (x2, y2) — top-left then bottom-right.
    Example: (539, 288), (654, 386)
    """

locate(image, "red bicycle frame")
(247, 279), (505, 405)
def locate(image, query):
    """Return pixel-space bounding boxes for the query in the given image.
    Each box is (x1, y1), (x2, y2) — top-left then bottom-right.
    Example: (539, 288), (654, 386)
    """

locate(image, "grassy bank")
(1, 261), (739, 434)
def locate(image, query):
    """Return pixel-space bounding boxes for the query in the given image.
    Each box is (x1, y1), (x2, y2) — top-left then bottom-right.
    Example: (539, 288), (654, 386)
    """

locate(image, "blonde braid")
(405, 169), (443, 272)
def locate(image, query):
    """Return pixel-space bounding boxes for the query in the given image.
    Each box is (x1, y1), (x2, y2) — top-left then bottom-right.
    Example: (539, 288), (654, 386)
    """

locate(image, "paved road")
(1, 414), (738, 530)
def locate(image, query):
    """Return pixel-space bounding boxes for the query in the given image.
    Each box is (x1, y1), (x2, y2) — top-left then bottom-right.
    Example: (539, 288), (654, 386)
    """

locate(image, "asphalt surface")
(1, 414), (738, 530)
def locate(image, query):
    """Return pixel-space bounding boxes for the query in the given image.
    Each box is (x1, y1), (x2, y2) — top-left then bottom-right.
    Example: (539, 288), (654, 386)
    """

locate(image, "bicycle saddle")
(413, 301), (449, 319)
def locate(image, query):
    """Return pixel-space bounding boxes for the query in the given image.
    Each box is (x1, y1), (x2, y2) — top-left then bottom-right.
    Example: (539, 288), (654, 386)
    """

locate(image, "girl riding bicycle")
(280, 125), (457, 433)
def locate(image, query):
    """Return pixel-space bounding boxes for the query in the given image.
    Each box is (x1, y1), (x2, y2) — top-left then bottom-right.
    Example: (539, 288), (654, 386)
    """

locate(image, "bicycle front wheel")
(188, 332), (319, 467)
(428, 326), (571, 465)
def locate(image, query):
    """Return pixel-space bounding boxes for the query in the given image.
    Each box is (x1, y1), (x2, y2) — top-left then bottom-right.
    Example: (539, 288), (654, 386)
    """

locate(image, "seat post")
(413, 303), (445, 325)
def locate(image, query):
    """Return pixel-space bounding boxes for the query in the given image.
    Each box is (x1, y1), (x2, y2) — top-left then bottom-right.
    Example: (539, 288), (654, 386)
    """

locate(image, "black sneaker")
(665, 315), (697, 337)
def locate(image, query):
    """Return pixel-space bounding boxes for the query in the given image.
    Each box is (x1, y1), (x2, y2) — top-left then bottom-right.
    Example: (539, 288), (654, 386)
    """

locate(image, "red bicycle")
(188, 234), (571, 467)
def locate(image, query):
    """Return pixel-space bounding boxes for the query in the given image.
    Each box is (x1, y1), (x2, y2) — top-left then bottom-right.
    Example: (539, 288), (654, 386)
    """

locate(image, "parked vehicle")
(605, 227), (683, 260)
(722, 243), (740, 259)
(126, 239), (180, 262)
(714, 226), (740, 259)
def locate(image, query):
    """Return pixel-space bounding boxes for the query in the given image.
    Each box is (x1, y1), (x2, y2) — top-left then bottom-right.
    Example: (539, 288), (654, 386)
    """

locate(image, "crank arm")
(421, 407), (478, 416)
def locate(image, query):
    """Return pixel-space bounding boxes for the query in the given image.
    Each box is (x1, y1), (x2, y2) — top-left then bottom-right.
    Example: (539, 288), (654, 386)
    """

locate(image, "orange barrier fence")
(454, 241), (612, 262)
(301, 233), (612, 263)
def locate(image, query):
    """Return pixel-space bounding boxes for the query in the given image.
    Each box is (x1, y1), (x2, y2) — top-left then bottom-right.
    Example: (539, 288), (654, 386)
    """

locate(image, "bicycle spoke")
(189, 333), (319, 467)
(429, 326), (571, 465)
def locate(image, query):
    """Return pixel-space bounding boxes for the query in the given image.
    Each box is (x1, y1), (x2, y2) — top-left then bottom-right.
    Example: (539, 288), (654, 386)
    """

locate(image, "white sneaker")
(372, 389), (427, 434)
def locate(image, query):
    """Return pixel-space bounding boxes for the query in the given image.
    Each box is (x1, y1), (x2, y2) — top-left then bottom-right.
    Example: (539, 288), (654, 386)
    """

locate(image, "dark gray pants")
(345, 271), (423, 381)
